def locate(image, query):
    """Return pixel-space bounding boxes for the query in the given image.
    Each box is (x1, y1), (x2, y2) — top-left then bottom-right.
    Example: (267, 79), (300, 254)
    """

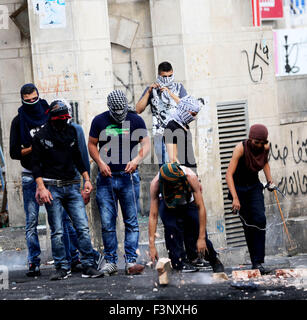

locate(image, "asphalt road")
(1, 264), (307, 301)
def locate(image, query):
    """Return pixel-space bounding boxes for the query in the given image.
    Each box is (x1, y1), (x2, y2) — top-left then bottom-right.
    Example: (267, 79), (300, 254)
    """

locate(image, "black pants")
(235, 182), (266, 265)
(159, 200), (217, 270)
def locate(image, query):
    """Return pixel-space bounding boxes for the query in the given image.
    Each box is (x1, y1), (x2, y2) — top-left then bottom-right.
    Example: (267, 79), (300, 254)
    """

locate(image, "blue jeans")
(22, 174), (41, 266)
(154, 134), (169, 168)
(159, 200), (217, 270)
(62, 211), (79, 264)
(62, 210), (101, 265)
(45, 183), (95, 270)
(96, 171), (140, 264)
(235, 182), (266, 265)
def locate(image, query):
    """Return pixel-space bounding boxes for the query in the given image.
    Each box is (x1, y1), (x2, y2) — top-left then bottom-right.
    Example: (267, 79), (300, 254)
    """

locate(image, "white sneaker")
(100, 262), (118, 276)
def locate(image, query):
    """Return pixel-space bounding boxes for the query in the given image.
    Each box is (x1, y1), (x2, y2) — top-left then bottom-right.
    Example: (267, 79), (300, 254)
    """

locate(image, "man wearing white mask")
(136, 61), (187, 167)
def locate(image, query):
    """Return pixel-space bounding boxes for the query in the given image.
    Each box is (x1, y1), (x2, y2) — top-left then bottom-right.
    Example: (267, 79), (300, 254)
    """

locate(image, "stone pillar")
(27, 0), (114, 249)
(0, 1), (33, 227)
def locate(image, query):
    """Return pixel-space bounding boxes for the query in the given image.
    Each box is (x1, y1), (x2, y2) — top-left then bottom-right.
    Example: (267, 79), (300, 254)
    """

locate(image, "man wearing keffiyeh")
(148, 163), (224, 273)
(136, 62), (188, 167)
(88, 89), (150, 276)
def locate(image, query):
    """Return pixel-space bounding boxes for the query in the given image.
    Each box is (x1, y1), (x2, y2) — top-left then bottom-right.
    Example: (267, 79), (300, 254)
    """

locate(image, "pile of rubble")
(153, 258), (307, 292)
(218, 268), (307, 291)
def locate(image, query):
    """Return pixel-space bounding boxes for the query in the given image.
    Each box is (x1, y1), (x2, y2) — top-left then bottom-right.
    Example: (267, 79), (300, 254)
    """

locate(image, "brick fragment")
(232, 269), (261, 281)
(212, 272), (229, 281)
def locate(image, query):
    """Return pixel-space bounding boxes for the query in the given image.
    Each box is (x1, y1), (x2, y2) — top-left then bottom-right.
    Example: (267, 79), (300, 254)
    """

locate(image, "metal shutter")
(217, 101), (248, 247)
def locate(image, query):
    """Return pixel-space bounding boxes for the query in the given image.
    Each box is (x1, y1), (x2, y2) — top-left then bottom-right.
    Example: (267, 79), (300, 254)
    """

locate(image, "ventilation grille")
(217, 101), (248, 248)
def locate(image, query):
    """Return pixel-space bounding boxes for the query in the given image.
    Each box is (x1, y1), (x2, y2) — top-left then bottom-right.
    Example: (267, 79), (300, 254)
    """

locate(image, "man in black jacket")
(10, 84), (49, 277)
(32, 100), (103, 280)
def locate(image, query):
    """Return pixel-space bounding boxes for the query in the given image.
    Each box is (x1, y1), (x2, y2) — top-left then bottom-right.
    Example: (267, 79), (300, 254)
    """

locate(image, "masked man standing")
(226, 124), (274, 274)
(10, 84), (49, 277)
(88, 90), (150, 276)
(136, 61), (187, 167)
(32, 100), (103, 280)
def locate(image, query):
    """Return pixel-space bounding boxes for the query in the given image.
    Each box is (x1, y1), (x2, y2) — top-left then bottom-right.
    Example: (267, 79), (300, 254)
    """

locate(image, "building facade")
(0, 0), (306, 264)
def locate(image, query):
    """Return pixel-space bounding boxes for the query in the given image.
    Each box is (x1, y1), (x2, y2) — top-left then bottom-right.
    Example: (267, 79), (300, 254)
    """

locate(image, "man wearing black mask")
(226, 124), (275, 274)
(10, 84), (49, 277)
(32, 100), (104, 280)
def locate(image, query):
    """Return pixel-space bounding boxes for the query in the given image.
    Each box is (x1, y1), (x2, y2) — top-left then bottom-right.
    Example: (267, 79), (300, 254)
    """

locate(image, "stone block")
(232, 269), (261, 281)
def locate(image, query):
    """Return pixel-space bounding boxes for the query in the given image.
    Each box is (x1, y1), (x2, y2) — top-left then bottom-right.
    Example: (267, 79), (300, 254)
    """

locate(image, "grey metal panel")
(217, 100), (249, 248)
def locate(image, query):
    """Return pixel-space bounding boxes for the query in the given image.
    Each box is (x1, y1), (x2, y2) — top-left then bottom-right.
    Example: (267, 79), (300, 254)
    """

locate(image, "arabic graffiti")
(242, 41), (270, 83)
(269, 130), (307, 196)
(269, 130), (307, 166)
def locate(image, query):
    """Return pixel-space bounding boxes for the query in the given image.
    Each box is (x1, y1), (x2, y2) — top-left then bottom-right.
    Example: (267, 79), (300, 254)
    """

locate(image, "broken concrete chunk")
(212, 272), (229, 281)
(156, 258), (172, 285)
(232, 269), (261, 281)
(275, 268), (307, 278)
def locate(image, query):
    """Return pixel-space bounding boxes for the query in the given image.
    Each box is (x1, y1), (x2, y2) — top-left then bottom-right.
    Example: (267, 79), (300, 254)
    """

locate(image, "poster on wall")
(260, 0), (284, 20)
(34, 0), (66, 29)
(288, 0), (307, 27)
(273, 28), (307, 76)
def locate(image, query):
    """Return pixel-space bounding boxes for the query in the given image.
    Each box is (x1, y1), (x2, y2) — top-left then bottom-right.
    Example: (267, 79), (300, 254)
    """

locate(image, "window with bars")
(217, 101), (249, 248)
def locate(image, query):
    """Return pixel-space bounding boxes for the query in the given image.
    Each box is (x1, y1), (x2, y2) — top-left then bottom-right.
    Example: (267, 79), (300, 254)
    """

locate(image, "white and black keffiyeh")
(172, 96), (201, 127)
(107, 90), (129, 123)
(155, 74), (177, 105)
(150, 73), (183, 135)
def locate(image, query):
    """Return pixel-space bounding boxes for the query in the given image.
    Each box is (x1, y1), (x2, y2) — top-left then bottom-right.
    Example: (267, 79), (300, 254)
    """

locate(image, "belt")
(43, 179), (80, 187)
(22, 172), (33, 177)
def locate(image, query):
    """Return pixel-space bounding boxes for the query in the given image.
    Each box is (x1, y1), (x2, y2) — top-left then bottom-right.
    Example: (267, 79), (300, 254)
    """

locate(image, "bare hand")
(197, 238), (208, 255)
(36, 187), (53, 205)
(83, 180), (93, 194)
(232, 197), (241, 213)
(148, 83), (159, 94)
(81, 190), (91, 205)
(159, 87), (170, 94)
(99, 162), (112, 177)
(125, 160), (138, 174)
(149, 246), (159, 263)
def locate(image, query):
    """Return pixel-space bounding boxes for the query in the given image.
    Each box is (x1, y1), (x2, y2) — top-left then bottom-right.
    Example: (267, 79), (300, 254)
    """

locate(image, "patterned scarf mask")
(152, 73), (181, 108)
(172, 96), (201, 127)
(159, 162), (192, 209)
(107, 90), (129, 123)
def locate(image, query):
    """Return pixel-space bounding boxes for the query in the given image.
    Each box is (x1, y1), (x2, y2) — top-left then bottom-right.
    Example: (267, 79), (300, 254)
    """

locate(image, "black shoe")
(189, 257), (211, 269)
(180, 261), (199, 273)
(71, 259), (83, 273)
(252, 263), (266, 275)
(82, 266), (104, 278)
(210, 257), (225, 273)
(50, 268), (70, 281)
(26, 264), (41, 277)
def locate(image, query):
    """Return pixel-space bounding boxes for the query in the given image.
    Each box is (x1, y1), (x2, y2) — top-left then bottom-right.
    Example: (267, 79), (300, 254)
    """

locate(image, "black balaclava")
(18, 83), (49, 146)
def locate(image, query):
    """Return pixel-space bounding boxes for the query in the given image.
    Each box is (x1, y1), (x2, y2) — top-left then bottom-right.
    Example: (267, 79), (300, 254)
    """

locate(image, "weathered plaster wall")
(0, 0), (33, 226)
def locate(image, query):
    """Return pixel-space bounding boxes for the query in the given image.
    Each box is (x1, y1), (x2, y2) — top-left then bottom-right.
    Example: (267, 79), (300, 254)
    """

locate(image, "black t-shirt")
(163, 120), (197, 172)
(31, 123), (86, 180)
(9, 115), (45, 171)
(233, 140), (260, 186)
(89, 111), (147, 172)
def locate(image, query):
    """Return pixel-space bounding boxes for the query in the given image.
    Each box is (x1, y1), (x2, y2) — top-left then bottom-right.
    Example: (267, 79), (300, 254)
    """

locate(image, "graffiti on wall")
(242, 40), (270, 83)
(269, 130), (307, 196)
(112, 57), (146, 106)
